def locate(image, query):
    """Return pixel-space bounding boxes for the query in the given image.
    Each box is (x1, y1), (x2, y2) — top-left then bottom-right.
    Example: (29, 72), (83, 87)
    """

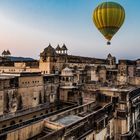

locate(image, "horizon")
(0, 0), (140, 60)
(1, 45), (140, 62)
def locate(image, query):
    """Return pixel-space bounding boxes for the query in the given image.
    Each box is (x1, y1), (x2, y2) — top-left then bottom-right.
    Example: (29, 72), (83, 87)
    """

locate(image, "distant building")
(2, 50), (11, 57)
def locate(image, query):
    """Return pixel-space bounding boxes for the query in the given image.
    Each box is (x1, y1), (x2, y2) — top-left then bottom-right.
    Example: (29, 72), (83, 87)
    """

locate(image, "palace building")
(0, 44), (139, 140)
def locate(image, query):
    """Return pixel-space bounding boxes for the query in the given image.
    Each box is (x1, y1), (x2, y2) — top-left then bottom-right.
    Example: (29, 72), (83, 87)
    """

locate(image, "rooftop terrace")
(32, 101), (113, 140)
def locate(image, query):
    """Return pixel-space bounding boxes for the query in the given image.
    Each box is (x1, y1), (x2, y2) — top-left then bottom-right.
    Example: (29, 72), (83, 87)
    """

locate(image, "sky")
(0, 0), (140, 60)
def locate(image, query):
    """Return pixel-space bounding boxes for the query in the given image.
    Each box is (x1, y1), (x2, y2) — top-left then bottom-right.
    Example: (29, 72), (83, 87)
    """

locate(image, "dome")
(63, 67), (72, 71)
(2, 50), (7, 56)
(61, 67), (73, 76)
(7, 50), (11, 55)
(61, 44), (68, 50)
(55, 44), (61, 51)
(40, 44), (56, 57)
(107, 53), (112, 58)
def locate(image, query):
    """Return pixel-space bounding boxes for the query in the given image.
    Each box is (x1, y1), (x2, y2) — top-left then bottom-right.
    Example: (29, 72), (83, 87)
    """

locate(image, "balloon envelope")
(93, 2), (125, 43)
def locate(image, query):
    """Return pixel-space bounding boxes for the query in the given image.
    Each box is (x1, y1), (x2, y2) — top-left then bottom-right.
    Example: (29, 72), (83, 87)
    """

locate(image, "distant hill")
(7, 56), (35, 62)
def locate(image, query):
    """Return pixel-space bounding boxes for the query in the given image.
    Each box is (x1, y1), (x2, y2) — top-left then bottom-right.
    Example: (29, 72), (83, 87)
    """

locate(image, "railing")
(129, 88), (140, 100)
(0, 101), (75, 122)
(0, 104), (77, 136)
(0, 82), (59, 91)
(38, 103), (112, 140)
(0, 102), (50, 121)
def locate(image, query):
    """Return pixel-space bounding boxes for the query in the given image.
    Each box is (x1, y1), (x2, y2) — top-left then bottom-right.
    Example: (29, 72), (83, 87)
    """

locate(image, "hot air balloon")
(93, 1), (125, 45)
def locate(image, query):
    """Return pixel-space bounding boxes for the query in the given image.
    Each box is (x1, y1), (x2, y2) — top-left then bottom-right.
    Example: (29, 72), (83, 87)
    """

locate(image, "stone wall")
(6, 121), (44, 140)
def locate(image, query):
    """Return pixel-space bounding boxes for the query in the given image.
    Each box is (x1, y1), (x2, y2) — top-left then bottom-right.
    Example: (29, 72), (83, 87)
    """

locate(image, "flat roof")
(107, 69), (118, 72)
(54, 115), (82, 126)
(99, 87), (134, 92)
(43, 74), (59, 77)
(0, 76), (15, 80)
(0, 73), (20, 77)
(60, 86), (77, 89)
(0, 72), (41, 77)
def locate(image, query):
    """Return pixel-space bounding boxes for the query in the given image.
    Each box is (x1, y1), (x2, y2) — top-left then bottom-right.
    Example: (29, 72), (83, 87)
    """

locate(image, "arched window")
(66, 77), (69, 82)
(62, 77), (65, 81)
(10, 120), (16, 125)
(19, 120), (22, 123)
(40, 113), (43, 116)
(2, 125), (6, 128)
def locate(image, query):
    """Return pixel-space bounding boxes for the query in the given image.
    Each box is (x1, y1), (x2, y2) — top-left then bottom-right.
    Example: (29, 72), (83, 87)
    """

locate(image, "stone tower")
(39, 44), (57, 74)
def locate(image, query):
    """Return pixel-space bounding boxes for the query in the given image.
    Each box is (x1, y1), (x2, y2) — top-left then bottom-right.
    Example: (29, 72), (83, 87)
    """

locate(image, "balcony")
(116, 109), (127, 119)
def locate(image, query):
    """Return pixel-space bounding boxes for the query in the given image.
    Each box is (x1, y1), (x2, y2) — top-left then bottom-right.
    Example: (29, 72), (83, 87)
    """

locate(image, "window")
(2, 125), (6, 128)
(19, 120), (22, 123)
(10, 121), (16, 125)
(40, 113), (43, 116)
(121, 93), (126, 101)
(97, 119), (104, 131)
(62, 77), (65, 81)
(117, 111), (126, 118)
(0, 96), (2, 100)
(66, 77), (69, 81)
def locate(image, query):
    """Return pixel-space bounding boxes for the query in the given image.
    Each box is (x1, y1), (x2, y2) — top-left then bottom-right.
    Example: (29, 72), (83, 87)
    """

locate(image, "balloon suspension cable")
(107, 41), (111, 45)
